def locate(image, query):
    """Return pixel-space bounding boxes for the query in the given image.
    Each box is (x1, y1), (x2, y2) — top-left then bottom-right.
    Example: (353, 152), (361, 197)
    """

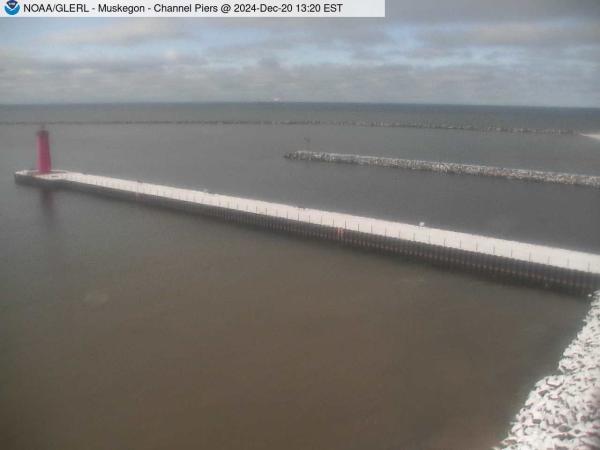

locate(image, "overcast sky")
(1, 1), (599, 106)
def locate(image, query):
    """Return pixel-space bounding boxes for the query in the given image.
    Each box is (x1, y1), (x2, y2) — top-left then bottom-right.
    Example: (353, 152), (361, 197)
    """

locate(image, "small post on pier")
(36, 127), (52, 174)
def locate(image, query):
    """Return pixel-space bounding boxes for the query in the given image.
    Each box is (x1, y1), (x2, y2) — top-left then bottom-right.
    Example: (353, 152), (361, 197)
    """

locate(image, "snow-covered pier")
(285, 151), (600, 189)
(498, 291), (600, 450)
(15, 169), (600, 294)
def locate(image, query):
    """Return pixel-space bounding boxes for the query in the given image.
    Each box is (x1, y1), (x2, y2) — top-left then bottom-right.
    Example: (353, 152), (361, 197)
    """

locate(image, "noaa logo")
(4, 0), (20, 15)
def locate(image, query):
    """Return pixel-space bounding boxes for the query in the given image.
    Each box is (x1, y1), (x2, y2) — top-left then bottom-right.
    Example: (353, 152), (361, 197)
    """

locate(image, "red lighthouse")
(37, 128), (52, 174)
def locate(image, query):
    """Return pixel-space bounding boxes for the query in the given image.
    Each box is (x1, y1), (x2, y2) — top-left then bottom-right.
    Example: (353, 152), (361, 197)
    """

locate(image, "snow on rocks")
(285, 151), (600, 189)
(497, 292), (600, 450)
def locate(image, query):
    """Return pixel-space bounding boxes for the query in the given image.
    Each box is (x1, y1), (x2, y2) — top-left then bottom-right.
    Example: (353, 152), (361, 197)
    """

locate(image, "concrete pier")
(15, 169), (600, 294)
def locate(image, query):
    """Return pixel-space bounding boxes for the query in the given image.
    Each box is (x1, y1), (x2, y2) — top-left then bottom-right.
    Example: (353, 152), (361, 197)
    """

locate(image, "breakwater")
(285, 151), (600, 189)
(498, 291), (600, 449)
(0, 119), (577, 135)
(15, 170), (600, 294)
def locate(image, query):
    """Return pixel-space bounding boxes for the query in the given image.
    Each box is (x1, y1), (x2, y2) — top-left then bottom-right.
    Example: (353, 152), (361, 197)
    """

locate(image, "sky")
(0, 1), (599, 106)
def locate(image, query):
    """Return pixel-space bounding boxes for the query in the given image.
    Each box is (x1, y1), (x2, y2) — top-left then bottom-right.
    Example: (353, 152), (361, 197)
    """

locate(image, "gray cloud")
(385, 0), (600, 23)
(1, 1), (600, 106)
(44, 19), (192, 45)
(1, 47), (598, 106)
(418, 21), (600, 49)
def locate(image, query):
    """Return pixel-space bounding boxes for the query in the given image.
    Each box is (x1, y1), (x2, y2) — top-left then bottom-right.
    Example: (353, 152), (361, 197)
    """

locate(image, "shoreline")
(498, 291), (600, 449)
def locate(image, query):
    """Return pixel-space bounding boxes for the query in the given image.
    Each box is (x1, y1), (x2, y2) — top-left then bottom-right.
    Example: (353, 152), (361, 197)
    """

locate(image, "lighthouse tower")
(37, 128), (52, 174)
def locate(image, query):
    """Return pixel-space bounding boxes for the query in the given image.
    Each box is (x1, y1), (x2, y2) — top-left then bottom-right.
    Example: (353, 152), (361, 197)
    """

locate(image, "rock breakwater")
(0, 119), (577, 135)
(498, 291), (600, 449)
(285, 151), (600, 189)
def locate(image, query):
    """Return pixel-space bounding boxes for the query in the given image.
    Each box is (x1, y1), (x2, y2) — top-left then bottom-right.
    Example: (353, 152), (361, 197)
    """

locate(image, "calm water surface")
(1, 103), (598, 450)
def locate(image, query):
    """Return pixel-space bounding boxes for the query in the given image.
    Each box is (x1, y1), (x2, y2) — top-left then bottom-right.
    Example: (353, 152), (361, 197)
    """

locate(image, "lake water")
(1, 103), (599, 449)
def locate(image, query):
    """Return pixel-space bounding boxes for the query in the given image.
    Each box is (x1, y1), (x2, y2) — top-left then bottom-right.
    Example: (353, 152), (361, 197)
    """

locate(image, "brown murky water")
(1, 104), (598, 449)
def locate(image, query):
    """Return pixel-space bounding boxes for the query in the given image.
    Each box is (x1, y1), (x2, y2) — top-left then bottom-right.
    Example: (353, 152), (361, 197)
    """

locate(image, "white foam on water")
(581, 133), (600, 141)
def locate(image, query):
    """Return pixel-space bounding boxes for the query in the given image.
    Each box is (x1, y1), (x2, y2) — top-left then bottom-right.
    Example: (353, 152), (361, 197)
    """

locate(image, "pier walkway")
(15, 170), (600, 293)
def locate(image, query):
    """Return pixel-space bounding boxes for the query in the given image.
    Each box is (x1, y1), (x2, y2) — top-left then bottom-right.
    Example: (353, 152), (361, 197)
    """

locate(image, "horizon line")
(1, 100), (600, 110)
